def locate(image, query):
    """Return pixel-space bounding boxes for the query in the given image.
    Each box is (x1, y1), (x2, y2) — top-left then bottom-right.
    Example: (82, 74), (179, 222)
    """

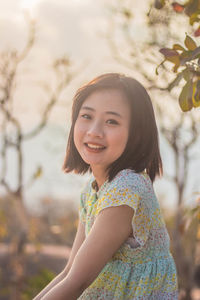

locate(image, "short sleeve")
(95, 170), (151, 247)
(96, 171), (141, 216)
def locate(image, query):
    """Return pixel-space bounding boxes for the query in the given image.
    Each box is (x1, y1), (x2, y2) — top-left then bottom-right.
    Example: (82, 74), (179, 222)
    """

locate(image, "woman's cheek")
(74, 121), (86, 141)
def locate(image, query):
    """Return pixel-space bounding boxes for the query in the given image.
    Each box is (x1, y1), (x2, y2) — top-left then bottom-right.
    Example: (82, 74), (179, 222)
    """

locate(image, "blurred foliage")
(0, 14), (77, 298)
(0, 194), (78, 246)
(155, 0), (200, 111)
(0, 268), (55, 300)
(0, 193), (78, 300)
(107, 3), (200, 297)
(155, 0), (200, 27)
(21, 268), (55, 300)
(165, 197), (200, 289)
(0, 207), (8, 240)
(0, 192), (199, 299)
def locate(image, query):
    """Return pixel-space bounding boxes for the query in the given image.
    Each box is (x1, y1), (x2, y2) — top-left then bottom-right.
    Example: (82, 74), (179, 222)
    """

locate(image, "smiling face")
(73, 89), (131, 180)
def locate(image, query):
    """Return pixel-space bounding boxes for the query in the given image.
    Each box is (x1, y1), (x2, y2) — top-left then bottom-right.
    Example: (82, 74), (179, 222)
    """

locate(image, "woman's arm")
(40, 205), (134, 300)
(33, 219), (85, 300)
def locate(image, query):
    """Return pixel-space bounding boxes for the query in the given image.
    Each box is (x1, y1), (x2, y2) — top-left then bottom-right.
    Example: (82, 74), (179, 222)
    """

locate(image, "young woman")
(34, 73), (178, 299)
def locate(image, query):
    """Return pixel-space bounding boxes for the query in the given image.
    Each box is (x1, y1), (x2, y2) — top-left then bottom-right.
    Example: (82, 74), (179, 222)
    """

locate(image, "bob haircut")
(62, 73), (163, 183)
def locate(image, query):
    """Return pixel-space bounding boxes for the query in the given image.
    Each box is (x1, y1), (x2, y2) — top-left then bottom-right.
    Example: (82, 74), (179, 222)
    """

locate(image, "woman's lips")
(84, 143), (106, 152)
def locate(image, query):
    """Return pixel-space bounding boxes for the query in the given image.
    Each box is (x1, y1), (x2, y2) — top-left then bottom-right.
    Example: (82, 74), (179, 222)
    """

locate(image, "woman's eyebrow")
(106, 111), (122, 118)
(81, 106), (94, 112)
(81, 106), (122, 118)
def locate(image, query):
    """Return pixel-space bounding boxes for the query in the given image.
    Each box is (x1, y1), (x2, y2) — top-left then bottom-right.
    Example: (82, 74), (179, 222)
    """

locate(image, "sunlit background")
(0, 0), (198, 211)
(1, 1), (200, 299)
(0, 0), (171, 214)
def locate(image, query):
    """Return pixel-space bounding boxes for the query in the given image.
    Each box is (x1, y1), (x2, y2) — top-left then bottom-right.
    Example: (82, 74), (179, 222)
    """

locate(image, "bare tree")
(106, 1), (200, 298)
(0, 16), (76, 299)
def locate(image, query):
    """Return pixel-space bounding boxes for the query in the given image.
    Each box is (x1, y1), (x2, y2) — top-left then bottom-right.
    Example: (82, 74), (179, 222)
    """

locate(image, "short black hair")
(62, 73), (163, 182)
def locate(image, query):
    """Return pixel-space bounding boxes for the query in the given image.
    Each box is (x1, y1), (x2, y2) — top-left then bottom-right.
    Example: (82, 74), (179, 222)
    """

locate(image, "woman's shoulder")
(109, 169), (149, 190)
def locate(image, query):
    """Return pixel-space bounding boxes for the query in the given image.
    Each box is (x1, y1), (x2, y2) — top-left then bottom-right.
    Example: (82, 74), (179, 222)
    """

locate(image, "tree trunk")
(7, 195), (29, 300)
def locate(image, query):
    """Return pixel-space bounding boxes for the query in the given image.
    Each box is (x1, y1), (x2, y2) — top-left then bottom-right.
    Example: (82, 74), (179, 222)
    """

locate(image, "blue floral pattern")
(78, 169), (178, 299)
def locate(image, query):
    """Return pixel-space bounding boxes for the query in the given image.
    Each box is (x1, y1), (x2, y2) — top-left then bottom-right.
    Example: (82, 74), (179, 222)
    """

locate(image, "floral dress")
(78, 169), (178, 299)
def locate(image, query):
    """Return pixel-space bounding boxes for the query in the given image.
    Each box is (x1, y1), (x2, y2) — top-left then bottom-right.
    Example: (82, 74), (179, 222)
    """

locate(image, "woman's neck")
(91, 167), (108, 190)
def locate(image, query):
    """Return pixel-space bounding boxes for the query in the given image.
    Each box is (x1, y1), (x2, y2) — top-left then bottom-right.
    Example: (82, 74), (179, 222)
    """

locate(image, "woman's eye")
(106, 119), (119, 125)
(81, 114), (91, 120)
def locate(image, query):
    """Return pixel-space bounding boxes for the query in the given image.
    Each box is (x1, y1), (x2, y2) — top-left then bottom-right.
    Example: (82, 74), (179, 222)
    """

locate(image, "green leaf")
(173, 44), (185, 51)
(192, 80), (200, 107)
(180, 50), (191, 60)
(155, 60), (165, 75)
(184, 34), (197, 50)
(173, 60), (180, 72)
(154, 0), (166, 9)
(189, 12), (200, 25)
(159, 48), (180, 68)
(182, 68), (191, 81)
(168, 56), (180, 66)
(180, 46), (200, 65)
(179, 81), (193, 111)
(160, 48), (179, 57)
(185, 0), (199, 17)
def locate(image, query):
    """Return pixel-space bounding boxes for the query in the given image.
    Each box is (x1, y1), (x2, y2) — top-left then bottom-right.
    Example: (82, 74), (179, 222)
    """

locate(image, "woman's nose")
(87, 121), (104, 138)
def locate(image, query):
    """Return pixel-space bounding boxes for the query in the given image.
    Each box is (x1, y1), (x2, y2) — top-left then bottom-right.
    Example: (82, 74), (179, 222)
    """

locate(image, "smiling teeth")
(87, 143), (105, 149)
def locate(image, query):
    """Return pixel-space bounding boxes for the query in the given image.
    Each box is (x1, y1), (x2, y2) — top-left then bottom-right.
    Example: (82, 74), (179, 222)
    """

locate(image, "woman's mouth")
(84, 143), (106, 152)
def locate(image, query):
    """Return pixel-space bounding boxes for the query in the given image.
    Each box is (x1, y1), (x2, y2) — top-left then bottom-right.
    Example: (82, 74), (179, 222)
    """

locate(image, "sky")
(0, 0), (146, 127)
(0, 0), (199, 215)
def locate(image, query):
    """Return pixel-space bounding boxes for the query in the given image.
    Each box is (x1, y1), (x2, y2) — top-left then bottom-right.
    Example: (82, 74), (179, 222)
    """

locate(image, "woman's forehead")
(81, 89), (130, 112)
